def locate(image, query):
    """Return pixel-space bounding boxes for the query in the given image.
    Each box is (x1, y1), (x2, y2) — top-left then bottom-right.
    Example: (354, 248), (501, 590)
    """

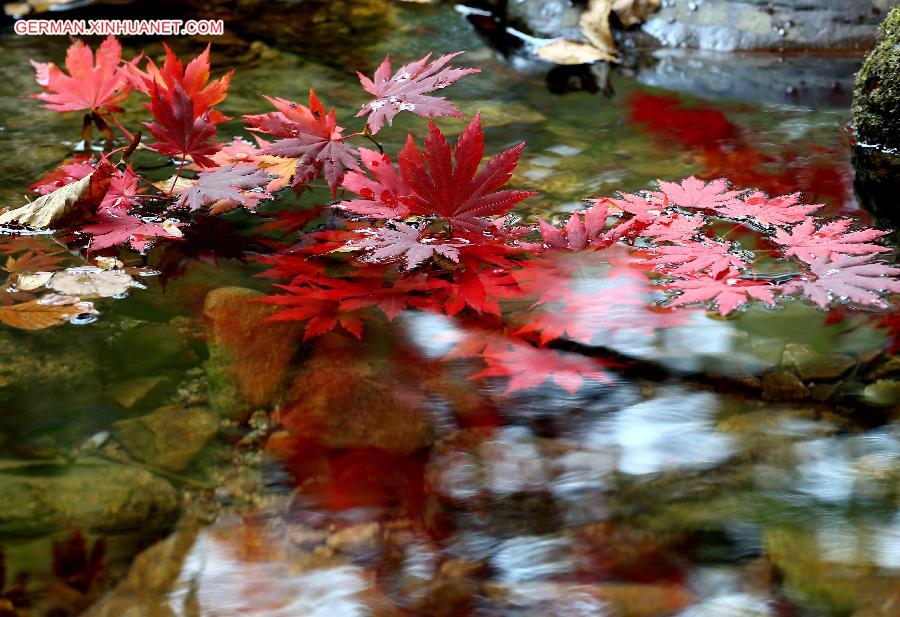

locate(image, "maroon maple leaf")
(176, 165), (271, 211)
(340, 115), (535, 232)
(771, 218), (890, 264)
(666, 272), (777, 316)
(656, 176), (744, 210)
(356, 51), (479, 134)
(782, 254), (900, 309)
(351, 222), (463, 269)
(713, 190), (822, 228)
(643, 240), (749, 277)
(244, 91), (359, 197)
(339, 147), (415, 219)
(31, 35), (136, 113)
(143, 83), (222, 168)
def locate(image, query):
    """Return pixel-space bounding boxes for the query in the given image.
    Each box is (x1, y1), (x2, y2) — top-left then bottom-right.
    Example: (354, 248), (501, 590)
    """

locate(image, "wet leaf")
(355, 51), (479, 134)
(0, 164), (114, 229)
(49, 267), (143, 298)
(0, 294), (96, 330)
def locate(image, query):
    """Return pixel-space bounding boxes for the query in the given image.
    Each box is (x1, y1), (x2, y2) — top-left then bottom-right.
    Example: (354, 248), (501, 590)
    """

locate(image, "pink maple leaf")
(470, 339), (611, 394)
(713, 190), (823, 228)
(782, 254), (900, 309)
(656, 176), (744, 210)
(641, 212), (705, 243)
(355, 51), (479, 134)
(666, 273), (777, 316)
(351, 222), (464, 269)
(175, 164), (271, 211)
(82, 213), (183, 253)
(771, 218), (890, 264)
(643, 240), (749, 277)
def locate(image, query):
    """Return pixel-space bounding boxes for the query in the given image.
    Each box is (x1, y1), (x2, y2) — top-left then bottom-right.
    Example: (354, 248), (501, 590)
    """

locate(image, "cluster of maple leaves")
(5, 35), (900, 393)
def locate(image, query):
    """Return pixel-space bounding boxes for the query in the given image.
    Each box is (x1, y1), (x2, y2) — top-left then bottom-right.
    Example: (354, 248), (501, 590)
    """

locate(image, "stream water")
(0, 2), (899, 616)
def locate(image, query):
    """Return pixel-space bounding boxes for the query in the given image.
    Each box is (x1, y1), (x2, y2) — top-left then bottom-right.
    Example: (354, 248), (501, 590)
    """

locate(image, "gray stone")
(0, 460), (179, 537)
(112, 405), (219, 471)
(638, 0), (894, 52)
(782, 344), (856, 382)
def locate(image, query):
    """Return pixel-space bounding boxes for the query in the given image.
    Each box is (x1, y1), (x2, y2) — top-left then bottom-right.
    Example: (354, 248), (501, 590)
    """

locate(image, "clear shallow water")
(1, 2), (899, 616)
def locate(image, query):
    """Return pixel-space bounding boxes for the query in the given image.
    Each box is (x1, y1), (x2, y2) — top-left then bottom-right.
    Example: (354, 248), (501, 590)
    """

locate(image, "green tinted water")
(0, 2), (898, 615)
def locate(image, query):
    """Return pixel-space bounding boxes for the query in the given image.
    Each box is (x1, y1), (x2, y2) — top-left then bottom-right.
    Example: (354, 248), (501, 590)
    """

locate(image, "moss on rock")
(853, 7), (900, 150)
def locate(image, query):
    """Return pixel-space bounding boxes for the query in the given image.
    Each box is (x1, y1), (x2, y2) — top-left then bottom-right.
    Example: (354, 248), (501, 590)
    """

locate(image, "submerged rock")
(112, 404), (219, 471)
(276, 334), (434, 453)
(203, 287), (303, 418)
(782, 344), (856, 382)
(0, 460), (178, 537)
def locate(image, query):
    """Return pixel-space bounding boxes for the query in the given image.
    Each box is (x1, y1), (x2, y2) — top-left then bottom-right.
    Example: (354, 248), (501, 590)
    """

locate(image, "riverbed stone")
(782, 344), (856, 382)
(862, 379), (900, 406)
(112, 405), (219, 471)
(0, 460), (179, 537)
(276, 334), (433, 453)
(203, 287), (303, 418)
(761, 369), (808, 401)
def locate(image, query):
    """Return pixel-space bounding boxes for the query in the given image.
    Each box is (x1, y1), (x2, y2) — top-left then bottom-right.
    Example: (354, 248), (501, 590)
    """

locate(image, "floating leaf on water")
(0, 164), (113, 229)
(49, 267), (144, 298)
(14, 271), (53, 290)
(537, 40), (616, 65)
(0, 294), (97, 330)
(94, 256), (123, 270)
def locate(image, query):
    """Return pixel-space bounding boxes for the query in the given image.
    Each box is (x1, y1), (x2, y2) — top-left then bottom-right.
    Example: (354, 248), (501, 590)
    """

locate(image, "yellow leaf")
(537, 39), (617, 65)
(257, 155), (298, 192)
(0, 294), (96, 330)
(579, 0), (618, 60)
(0, 173), (94, 228)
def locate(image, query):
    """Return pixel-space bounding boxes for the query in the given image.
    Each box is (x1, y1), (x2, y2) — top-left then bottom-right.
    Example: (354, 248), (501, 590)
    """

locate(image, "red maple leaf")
(665, 272), (777, 315)
(244, 91), (359, 197)
(175, 164), (271, 211)
(643, 240), (749, 277)
(656, 176), (744, 210)
(771, 218), (890, 264)
(712, 190), (823, 228)
(130, 43), (232, 122)
(538, 201), (613, 250)
(143, 82), (222, 167)
(340, 115), (535, 232)
(351, 222), (464, 269)
(782, 254), (900, 309)
(356, 51), (479, 134)
(31, 35), (135, 113)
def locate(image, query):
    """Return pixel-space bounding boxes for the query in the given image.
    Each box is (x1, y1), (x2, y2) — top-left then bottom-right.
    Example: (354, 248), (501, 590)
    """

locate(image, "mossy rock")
(852, 7), (900, 151)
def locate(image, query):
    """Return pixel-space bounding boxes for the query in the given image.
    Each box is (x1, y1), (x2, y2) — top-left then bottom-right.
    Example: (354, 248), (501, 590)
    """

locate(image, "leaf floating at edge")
(0, 294), (97, 330)
(0, 164), (113, 229)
